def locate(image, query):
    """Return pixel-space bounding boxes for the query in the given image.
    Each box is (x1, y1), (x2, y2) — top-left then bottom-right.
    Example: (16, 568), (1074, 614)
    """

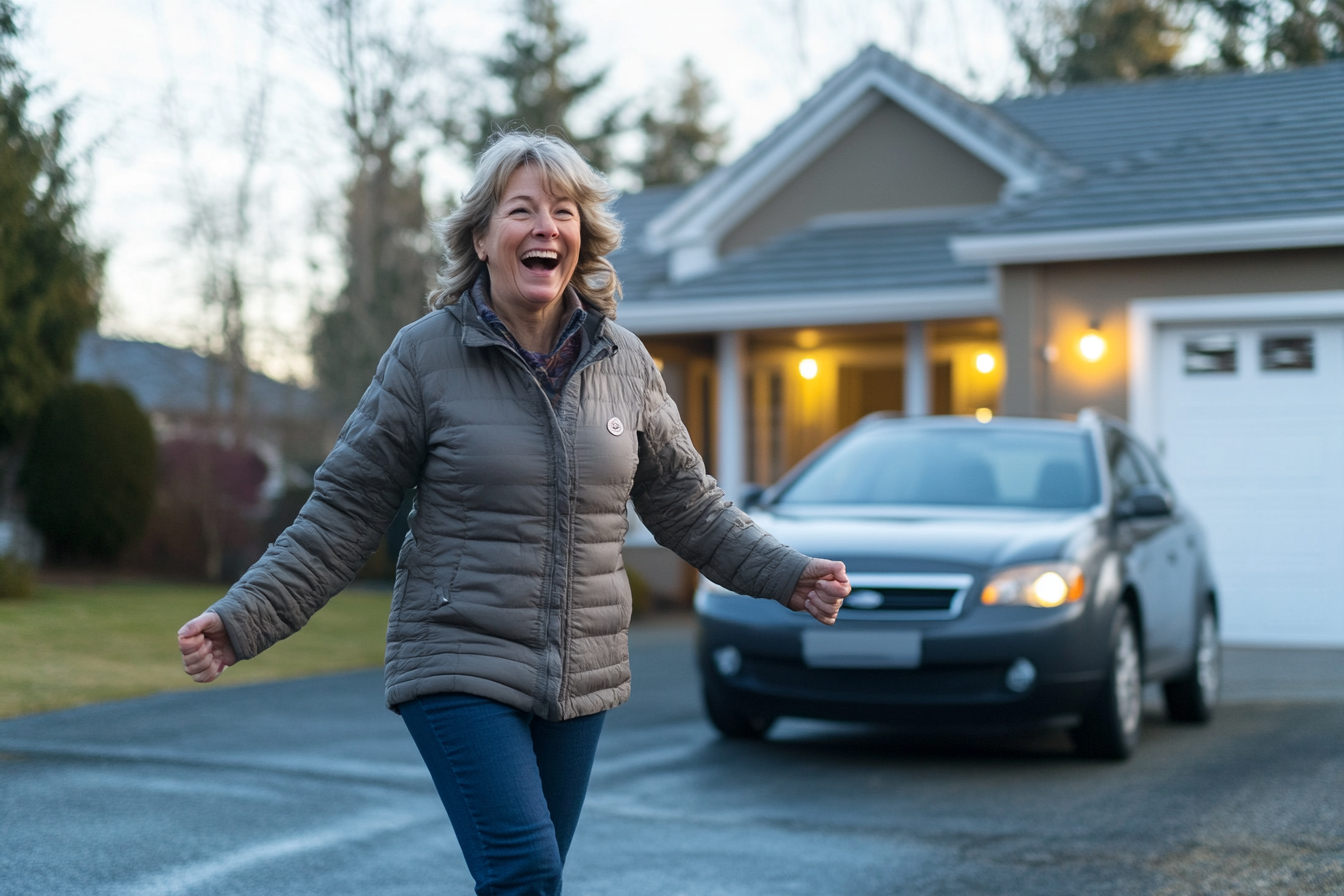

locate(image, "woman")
(178, 132), (850, 896)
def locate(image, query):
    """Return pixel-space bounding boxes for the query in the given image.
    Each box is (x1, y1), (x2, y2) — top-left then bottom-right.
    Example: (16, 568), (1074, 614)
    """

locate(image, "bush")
(122, 437), (268, 580)
(0, 554), (33, 598)
(21, 383), (156, 563)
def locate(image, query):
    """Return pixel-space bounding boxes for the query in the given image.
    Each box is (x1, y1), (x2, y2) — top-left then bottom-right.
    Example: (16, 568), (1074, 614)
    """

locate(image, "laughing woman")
(177, 132), (849, 896)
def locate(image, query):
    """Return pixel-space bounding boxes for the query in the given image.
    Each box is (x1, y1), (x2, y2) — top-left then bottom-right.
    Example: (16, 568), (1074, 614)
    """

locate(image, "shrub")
(0, 554), (33, 598)
(123, 437), (269, 580)
(21, 383), (157, 563)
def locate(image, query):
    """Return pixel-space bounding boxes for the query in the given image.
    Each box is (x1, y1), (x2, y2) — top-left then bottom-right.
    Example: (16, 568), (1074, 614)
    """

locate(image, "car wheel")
(1163, 600), (1220, 723)
(702, 685), (775, 739)
(1071, 603), (1142, 760)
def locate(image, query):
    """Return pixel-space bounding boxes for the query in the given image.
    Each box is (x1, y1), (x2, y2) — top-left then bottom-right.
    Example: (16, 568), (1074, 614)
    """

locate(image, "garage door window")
(1184, 335), (1236, 374)
(1260, 334), (1314, 371)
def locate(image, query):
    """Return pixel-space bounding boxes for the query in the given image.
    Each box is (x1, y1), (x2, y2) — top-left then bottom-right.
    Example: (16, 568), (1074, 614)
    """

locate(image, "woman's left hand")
(786, 558), (851, 625)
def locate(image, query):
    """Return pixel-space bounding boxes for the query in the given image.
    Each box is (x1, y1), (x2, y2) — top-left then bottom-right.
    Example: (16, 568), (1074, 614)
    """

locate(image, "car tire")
(1163, 599), (1220, 723)
(702, 684), (775, 739)
(1070, 603), (1142, 760)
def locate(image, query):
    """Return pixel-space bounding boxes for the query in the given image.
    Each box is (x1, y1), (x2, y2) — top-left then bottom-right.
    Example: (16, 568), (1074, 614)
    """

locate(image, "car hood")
(750, 505), (1100, 572)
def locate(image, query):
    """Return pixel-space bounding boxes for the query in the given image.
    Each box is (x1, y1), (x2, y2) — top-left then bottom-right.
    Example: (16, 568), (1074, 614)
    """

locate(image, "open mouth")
(522, 249), (560, 272)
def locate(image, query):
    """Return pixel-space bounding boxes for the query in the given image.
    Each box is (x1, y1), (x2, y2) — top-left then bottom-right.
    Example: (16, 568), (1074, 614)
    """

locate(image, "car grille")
(851, 587), (960, 612)
(841, 573), (975, 620)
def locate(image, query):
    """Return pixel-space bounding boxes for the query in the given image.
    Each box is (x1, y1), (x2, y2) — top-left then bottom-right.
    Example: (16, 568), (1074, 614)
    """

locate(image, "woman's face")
(474, 164), (581, 315)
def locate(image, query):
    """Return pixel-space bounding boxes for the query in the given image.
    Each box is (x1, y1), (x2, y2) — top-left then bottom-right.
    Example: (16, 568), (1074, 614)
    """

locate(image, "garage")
(1155, 319), (1344, 646)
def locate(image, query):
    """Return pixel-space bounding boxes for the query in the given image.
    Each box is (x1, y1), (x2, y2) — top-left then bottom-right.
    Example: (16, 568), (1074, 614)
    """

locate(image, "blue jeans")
(400, 693), (606, 896)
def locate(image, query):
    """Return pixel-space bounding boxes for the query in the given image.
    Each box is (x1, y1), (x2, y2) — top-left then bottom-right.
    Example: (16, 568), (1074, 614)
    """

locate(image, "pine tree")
(0, 1), (103, 552)
(472, 0), (622, 171)
(636, 59), (729, 188)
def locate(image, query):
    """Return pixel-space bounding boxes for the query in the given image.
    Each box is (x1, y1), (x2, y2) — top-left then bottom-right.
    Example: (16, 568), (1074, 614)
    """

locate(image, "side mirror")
(740, 483), (765, 510)
(1118, 485), (1171, 519)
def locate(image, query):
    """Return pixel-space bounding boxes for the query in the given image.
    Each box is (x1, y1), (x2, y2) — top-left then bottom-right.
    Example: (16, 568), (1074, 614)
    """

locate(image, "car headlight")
(981, 563), (1085, 608)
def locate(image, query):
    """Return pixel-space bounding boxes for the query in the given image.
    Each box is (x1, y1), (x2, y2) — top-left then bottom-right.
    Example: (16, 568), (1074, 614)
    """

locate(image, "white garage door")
(1157, 321), (1344, 646)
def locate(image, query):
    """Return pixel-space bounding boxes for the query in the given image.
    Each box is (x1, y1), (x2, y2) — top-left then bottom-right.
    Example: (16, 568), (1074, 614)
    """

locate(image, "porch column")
(905, 321), (930, 417)
(715, 330), (747, 501)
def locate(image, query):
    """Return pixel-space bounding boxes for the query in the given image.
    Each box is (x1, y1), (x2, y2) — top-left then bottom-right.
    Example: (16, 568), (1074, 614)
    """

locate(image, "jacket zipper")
(467, 312), (614, 715)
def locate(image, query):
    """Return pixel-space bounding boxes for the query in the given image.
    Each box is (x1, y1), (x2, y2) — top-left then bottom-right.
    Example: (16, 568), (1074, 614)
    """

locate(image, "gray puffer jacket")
(210, 294), (810, 720)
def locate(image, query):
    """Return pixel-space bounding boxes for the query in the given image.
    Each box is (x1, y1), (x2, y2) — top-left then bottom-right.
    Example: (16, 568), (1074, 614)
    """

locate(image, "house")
(611, 47), (1344, 646)
(74, 332), (335, 498)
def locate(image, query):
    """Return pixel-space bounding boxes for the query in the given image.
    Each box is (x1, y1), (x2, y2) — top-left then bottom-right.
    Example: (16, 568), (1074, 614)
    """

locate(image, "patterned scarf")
(472, 275), (588, 405)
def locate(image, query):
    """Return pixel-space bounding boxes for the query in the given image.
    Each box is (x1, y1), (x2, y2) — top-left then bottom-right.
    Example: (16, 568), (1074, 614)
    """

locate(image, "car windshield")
(775, 425), (1101, 509)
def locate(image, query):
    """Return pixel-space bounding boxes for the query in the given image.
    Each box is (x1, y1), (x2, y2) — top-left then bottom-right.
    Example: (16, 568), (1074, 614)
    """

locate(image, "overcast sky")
(20, 0), (1024, 384)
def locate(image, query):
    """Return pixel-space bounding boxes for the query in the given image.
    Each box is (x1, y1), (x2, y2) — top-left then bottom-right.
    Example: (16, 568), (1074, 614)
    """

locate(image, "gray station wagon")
(696, 410), (1221, 759)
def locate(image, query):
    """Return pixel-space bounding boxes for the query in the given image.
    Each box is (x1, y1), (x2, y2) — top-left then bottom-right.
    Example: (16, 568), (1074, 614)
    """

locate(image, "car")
(695, 410), (1220, 759)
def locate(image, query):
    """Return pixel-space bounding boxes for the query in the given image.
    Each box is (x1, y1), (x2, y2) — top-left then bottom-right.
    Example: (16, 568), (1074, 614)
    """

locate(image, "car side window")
(1131, 439), (1174, 495)
(1106, 429), (1153, 502)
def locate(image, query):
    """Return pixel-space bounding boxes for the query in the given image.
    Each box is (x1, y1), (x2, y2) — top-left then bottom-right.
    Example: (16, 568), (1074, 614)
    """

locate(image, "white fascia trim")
(615, 284), (997, 336)
(649, 69), (1044, 253)
(1127, 290), (1344, 445)
(953, 214), (1344, 264)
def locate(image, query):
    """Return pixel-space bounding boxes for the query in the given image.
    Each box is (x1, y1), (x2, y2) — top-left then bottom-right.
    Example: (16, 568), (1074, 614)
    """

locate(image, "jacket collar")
(456, 274), (612, 354)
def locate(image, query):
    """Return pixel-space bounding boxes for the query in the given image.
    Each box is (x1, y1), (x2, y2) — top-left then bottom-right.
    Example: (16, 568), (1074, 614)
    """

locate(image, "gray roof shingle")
(75, 333), (318, 419)
(612, 55), (1344, 309)
(980, 61), (1344, 234)
(639, 213), (988, 305)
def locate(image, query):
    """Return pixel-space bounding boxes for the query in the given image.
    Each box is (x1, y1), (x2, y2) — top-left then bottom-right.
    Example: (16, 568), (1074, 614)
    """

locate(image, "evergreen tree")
(1196, 0), (1343, 68)
(472, 0), (622, 171)
(21, 383), (155, 563)
(0, 1), (102, 548)
(635, 58), (729, 188)
(1008, 0), (1190, 88)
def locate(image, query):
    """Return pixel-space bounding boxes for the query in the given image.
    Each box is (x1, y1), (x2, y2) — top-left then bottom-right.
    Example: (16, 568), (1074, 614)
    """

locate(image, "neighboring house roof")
(955, 61), (1344, 263)
(74, 332), (318, 420)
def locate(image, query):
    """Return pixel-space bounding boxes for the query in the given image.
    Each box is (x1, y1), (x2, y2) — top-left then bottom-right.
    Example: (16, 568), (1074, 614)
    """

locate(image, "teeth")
(523, 250), (559, 260)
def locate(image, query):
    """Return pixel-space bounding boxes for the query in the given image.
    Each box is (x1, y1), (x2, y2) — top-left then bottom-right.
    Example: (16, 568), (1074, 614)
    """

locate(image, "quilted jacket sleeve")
(630, 357), (810, 606)
(209, 330), (428, 660)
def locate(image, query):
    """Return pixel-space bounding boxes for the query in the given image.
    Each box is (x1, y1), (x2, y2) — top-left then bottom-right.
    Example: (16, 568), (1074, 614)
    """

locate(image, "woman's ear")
(474, 236), (487, 262)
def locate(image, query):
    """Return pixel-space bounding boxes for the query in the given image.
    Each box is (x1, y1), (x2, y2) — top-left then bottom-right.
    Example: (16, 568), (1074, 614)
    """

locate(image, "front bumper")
(697, 594), (1110, 729)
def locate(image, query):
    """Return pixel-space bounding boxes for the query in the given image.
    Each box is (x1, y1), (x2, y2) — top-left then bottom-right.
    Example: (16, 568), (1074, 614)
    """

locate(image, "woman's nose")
(533, 213), (559, 237)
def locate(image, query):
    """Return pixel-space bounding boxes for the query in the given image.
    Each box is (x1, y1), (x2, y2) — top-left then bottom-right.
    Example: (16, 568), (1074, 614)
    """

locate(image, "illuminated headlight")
(981, 563), (1086, 608)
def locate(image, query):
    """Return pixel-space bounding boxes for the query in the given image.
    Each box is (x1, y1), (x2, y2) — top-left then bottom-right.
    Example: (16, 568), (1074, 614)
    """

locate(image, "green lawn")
(0, 582), (391, 719)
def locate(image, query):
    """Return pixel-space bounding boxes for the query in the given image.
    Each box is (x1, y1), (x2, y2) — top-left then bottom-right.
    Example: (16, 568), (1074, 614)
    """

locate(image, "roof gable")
(720, 99), (1006, 255)
(645, 46), (1063, 279)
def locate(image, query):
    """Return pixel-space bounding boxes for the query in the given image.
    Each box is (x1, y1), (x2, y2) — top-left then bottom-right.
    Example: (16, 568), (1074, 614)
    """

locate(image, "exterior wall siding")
(721, 100), (1005, 255)
(1001, 247), (1344, 420)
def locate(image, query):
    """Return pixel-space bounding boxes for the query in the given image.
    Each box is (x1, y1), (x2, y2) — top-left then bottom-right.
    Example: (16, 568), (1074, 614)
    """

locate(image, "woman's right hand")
(178, 611), (237, 683)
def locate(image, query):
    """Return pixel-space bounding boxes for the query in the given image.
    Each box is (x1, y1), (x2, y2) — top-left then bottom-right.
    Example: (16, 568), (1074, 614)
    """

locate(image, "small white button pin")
(607, 417), (624, 436)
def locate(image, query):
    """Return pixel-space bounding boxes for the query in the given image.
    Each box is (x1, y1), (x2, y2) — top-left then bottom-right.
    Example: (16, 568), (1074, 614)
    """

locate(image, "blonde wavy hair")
(428, 132), (623, 317)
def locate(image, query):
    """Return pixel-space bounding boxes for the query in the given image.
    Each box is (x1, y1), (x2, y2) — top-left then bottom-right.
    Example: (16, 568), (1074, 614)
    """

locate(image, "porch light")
(975, 352), (996, 374)
(1079, 329), (1107, 363)
(798, 358), (819, 380)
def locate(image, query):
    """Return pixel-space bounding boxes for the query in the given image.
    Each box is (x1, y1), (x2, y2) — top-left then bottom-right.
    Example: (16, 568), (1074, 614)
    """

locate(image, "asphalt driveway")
(2, 616), (1342, 895)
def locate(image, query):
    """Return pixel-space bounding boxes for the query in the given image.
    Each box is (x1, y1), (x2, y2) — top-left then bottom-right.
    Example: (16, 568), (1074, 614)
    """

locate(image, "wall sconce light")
(975, 352), (996, 374)
(1079, 326), (1106, 363)
(798, 358), (819, 380)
